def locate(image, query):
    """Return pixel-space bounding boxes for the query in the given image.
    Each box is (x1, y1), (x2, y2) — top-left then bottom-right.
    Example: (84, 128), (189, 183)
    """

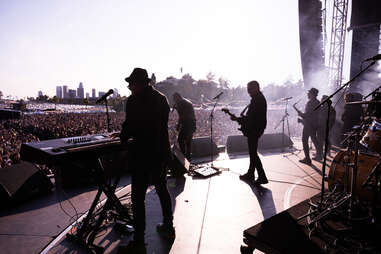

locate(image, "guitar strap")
(240, 105), (249, 117)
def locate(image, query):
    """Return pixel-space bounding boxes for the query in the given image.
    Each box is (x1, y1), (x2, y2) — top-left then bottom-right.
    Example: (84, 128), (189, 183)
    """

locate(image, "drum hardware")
(299, 61), (380, 251)
(361, 158), (381, 223)
(364, 85), (381, 118)
(360, 119), (381, 154)
(298, 128), (366, 226)
(297, 97), (336, 222)
(346, 100), (381, 105)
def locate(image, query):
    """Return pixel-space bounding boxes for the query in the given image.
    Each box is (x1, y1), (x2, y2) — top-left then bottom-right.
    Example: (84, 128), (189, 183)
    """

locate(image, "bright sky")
(0, 0), (302, 99)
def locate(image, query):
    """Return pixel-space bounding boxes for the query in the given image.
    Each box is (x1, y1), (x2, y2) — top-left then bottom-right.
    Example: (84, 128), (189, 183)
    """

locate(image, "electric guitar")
(221, 108), (249, 136)
(292, 100), (304, 125)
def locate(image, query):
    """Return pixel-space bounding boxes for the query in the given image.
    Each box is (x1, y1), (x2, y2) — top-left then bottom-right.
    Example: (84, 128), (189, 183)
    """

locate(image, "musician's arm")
(119, 98), (133, 143)
(293, 106), (303, 117)
(230, 114), (239, 121)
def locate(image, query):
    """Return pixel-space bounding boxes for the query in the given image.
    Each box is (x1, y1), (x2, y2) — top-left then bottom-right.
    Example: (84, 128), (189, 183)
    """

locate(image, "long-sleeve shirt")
(301, 98), (320, 127)
(120, 86), (171, 164)
(240, 92), (267, 136)
(174, 97), (196, 132)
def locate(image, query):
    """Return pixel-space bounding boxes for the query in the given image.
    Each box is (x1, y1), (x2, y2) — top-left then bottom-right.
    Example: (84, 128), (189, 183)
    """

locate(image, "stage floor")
(0, 138), (330, 254)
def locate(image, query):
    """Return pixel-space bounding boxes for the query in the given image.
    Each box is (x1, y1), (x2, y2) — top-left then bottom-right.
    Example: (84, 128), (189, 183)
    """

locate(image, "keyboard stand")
(67, 157), (132, 254)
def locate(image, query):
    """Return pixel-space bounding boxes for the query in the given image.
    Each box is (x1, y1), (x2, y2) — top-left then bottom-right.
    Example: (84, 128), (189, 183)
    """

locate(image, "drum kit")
(326, 95), (381, 220)
(296, 93), (381, 252)
(299, 94), (381, 232)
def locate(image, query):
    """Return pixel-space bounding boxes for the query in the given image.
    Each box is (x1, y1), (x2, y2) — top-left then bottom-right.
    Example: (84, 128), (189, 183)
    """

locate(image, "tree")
(52, 96), (59, 109)
(206, 71), (215, 82)
(83, 98), (89, 109)
(218, 77), (230, 89)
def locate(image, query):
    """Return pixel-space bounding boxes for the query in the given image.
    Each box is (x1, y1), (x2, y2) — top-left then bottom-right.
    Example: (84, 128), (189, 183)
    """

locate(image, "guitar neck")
(222, 109), (236, 118)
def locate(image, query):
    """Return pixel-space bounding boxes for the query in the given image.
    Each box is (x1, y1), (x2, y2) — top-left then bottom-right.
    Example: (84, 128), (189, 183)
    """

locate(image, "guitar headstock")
(221, 108), (229, 114)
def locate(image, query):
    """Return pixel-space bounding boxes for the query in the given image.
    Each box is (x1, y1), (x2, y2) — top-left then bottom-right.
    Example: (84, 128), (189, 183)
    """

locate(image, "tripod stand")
(274, 98), (293, 152)
(208, 93), (227, 171)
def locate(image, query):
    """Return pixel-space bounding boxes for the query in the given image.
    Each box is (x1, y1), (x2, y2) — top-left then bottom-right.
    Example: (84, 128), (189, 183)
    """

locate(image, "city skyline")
(0, 0), (304, 99)
(51, 82), (119, 99)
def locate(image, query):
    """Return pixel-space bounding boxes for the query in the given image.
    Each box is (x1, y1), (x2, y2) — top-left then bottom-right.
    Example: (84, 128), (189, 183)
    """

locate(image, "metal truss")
(327, 0), (349, 88)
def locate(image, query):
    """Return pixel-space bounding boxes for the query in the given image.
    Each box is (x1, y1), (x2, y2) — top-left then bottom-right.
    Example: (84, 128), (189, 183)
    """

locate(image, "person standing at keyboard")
(118, 67), (175, 253)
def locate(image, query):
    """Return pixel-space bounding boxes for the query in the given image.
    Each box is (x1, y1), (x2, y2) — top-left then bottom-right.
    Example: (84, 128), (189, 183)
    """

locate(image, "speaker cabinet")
(191, 136), (218, 158)
(259, 133), (293, 150)
(226, 133), (293, 154)
(0, 162), (53, 207)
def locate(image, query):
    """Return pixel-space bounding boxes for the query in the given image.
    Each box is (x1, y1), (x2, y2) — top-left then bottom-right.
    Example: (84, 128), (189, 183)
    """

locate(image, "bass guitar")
(221, 108), (249, 136)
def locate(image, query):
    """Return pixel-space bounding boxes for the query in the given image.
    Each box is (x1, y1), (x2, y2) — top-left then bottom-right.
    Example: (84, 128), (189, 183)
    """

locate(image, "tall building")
(77, 82), (84, 99)
(98, 91), (106, 98)
(68, 89), (76, 98)
(86, 92), (90, 98)
(38, 91), (43, 97)
(56, 86), (63, 98)
(63, 85), (68, 99)
(92, 88), (96, 98)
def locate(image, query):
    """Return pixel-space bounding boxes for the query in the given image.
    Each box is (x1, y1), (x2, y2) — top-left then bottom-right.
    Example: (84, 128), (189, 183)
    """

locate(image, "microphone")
(364, 54), (381, 62)
(283, 96), (293, 101)
(96, 89), (114, 104)
(212, 91), (223, 100)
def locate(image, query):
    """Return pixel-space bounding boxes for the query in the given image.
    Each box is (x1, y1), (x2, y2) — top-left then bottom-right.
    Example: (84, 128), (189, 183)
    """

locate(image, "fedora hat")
(125, 68), (151, 84)
(308, 87), (319, 96)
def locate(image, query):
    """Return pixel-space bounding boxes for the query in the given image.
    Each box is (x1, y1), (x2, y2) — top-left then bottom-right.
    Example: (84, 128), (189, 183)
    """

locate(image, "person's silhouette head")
(125, 68), (151, 95)
(247, 80), (260, 97)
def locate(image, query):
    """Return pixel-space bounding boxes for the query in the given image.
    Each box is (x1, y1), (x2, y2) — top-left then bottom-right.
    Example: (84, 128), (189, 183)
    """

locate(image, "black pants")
(178, 128), (194, 160)
(247, 134), (267, 179)
(302, 124), (322, 159)
(131, 164), (173, 242)
(317, 126), (332, 154)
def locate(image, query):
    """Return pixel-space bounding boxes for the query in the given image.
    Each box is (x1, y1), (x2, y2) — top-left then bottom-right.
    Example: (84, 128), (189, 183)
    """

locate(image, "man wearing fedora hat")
(294, 87), (323, 165)
(118, 67), (174, 253)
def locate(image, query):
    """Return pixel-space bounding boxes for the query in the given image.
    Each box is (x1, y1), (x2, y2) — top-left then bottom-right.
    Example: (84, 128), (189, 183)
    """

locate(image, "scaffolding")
(327, 0), (349, 88)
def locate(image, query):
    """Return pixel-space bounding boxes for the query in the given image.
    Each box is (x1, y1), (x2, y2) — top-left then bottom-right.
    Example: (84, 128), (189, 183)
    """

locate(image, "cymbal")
(346, 100), (381, 105)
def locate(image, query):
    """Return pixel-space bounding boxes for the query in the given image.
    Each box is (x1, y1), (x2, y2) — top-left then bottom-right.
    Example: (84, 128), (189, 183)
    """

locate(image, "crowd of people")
(1, 89), (363, 170)
(0, 104), (302, 169)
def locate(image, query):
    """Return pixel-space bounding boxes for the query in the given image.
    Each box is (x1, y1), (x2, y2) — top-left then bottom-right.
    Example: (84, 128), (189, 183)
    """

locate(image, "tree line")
(1, 73), (304, 112)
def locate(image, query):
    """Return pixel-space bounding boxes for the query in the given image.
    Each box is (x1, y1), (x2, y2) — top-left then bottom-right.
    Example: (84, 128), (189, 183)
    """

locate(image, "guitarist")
(293, 87), (322, 165)
(230, 81), (268, 185)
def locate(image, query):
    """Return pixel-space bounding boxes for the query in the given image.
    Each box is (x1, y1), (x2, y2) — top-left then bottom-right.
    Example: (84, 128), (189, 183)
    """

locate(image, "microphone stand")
(105, 98), (111, 133)
(209, 96), (219, 169)
(274, 98), (292, 152)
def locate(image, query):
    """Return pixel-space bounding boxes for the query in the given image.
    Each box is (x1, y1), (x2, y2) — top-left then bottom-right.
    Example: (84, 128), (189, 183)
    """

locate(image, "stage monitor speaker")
(168, 145), (189, 176)
(259, 133), (293, 150)
(226, 133), (293, 154)
(191, 136), (218, 158)
(226, 135), (248, 154)
(0, 162), (53, 207)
